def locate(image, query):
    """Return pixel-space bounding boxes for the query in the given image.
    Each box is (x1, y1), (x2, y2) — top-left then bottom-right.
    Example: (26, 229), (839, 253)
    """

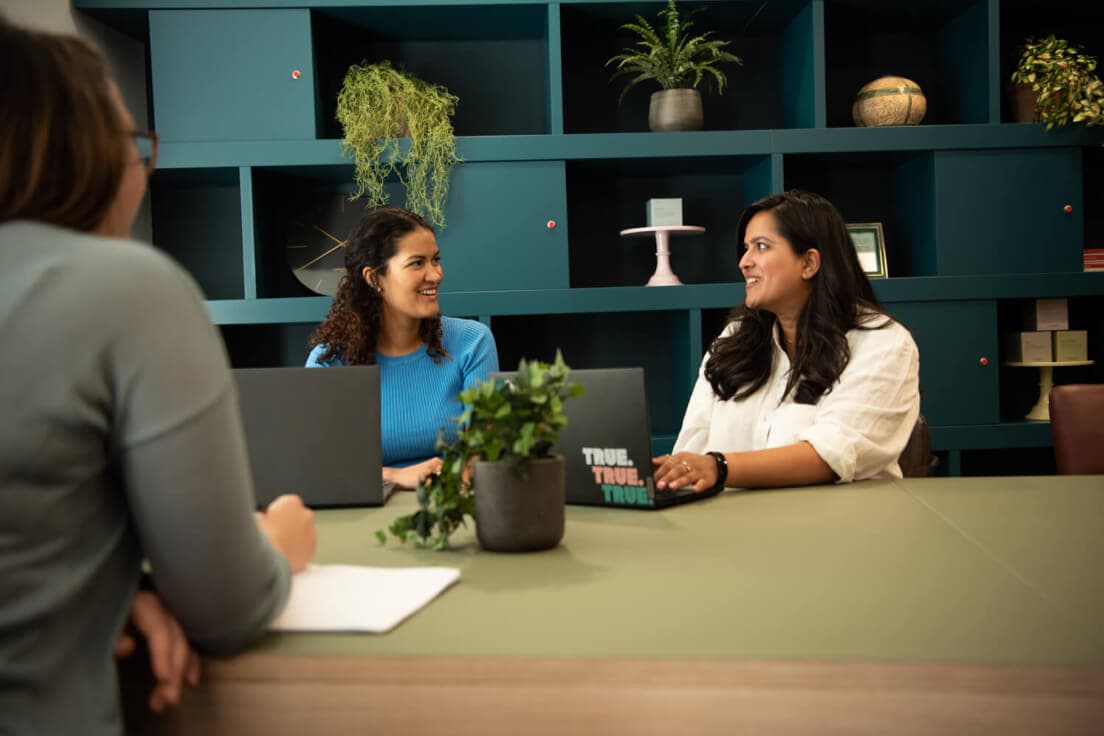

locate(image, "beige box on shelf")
(1024, 298), (1069, 331)
(1006, 331), (1053, 363)
(1052, 330), (1088, 362)
(646, 198), (683, 227)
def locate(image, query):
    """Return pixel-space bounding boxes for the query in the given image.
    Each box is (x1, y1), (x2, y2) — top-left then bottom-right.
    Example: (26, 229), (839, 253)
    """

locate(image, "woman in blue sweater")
(306, 206), (499, 489)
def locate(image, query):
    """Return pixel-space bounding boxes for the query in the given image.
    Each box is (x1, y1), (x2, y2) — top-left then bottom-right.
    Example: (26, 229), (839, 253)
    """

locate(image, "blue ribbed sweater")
(305, 317), (499, 466)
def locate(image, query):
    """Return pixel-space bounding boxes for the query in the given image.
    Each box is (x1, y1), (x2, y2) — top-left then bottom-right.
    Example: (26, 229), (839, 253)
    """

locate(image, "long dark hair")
(705, 190), (889, 405)
(309, 206), (445, 365)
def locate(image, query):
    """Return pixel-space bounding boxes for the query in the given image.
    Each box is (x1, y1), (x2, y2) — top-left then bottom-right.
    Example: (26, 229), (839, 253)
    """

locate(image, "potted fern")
(336, 60), (460, 228)
(1010, 35), (1104, 129)
(378, 352), (584, 552)
(605, 0), (742, 131)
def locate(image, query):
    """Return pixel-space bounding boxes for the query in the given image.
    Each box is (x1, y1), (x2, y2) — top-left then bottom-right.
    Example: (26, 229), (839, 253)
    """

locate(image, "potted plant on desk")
(378, 352), (584, 552)
(605, 0), (742, 131)
(336, 60), (460, 228)
(1009, 35), (1104, 129)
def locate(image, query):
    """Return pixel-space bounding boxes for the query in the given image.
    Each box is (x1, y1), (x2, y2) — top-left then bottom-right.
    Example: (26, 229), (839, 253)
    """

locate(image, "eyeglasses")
(128, 131), (159, 174)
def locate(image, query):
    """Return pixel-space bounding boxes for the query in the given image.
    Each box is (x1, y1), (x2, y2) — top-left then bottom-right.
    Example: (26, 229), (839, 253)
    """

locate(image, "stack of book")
(1085, 248), (1104, 272)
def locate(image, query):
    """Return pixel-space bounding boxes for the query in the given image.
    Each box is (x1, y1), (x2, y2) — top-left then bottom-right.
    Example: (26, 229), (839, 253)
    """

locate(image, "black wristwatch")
(706, 451), (728, 492)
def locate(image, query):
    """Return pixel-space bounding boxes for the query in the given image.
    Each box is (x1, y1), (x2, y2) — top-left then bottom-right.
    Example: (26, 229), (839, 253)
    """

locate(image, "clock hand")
(295, 227), (348, 271)
(313, 225), (344, 245)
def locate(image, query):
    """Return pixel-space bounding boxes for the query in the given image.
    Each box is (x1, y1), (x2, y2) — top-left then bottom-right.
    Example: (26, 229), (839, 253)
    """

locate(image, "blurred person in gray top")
(0, 16), (317, 735)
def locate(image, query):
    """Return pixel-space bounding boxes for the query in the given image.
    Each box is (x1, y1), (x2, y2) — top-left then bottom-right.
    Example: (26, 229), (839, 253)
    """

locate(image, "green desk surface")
(256, 476), (1104, 666)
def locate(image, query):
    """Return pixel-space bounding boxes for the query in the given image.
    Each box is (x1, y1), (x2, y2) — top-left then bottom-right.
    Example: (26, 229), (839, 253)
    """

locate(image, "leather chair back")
(899, 414), (937, 478)
(1049, 384), (1104, 475)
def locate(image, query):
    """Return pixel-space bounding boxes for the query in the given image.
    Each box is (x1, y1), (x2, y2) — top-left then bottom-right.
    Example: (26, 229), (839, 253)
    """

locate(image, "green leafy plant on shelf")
(336, 60), (460, 228)
(1011, 35), (1104, 130)
(605, 0), (743, 105)
(376, 352), (583, 550)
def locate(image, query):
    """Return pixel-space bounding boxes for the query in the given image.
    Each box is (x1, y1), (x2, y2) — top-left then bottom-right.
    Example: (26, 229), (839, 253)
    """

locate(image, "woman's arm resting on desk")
(113, 258), (312, 655)
(655, 441), (835, 492)
(384, 457), (444, 489)
(115, 591), (201, 713)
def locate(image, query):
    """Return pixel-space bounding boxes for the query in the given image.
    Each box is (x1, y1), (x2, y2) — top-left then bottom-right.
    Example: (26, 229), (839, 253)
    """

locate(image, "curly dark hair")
(309, 206), (445, 365)
(705, 190), (890, 405)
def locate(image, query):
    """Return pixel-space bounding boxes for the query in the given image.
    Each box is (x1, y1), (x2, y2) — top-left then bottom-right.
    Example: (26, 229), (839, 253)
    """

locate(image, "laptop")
(233, 365), (394, 508)
(491, 367), (723, 509)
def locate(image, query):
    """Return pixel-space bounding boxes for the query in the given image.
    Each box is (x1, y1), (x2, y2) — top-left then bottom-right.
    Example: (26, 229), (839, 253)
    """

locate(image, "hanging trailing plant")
(336, 60), (460, 228)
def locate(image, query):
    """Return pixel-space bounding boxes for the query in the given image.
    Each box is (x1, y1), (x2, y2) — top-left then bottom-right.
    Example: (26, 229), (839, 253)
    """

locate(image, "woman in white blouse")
(653, 190), (920, 492)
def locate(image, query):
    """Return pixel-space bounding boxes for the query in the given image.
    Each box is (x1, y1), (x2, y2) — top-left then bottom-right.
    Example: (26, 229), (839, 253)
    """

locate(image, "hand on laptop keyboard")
(652, 452), (716, 493)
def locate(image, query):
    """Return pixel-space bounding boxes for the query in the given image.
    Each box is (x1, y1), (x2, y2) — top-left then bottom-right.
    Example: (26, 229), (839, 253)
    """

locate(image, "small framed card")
(846, 223), (888, 278)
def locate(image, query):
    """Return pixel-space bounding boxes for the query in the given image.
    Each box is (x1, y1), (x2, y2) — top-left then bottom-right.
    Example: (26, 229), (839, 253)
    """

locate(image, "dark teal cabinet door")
(438, 162), (568, 292)
(933, 148), (1083, 275)
(150, 10), (316, 142)
(889, 301), (999, 426)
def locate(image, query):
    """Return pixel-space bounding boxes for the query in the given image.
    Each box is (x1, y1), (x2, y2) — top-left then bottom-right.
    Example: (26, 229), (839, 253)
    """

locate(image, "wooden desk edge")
(133, 655), (1104, 735)
(203, 653), (1104, 693)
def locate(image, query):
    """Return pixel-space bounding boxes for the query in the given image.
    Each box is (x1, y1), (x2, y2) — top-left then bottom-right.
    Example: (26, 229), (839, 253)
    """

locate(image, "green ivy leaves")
(1011, 35), (1103, 130)
(378, 351), (583, 549)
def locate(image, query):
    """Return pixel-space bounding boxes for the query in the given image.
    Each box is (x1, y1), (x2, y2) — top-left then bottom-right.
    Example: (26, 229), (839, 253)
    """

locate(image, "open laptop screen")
(492, 367), (720, 509)
(233, 365), (388, 508)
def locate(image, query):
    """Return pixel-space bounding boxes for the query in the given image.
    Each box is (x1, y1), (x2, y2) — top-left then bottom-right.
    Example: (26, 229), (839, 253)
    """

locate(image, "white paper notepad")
(270, 564), (461, 633)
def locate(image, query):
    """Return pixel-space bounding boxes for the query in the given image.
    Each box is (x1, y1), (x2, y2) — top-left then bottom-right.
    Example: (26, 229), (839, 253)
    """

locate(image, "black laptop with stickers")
(492, 367), (722, 509)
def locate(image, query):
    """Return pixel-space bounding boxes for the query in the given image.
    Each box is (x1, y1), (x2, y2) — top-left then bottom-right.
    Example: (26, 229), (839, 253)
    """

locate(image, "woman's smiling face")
(739, 210), (815, 319)
(369, 226), (443, 324)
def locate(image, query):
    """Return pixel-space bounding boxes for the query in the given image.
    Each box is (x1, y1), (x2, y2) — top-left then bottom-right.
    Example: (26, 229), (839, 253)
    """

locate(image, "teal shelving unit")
(76, 0), (1104, 473)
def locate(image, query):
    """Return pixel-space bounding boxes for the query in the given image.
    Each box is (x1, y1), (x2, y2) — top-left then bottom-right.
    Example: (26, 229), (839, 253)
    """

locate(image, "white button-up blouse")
(673, 316), (921, 482)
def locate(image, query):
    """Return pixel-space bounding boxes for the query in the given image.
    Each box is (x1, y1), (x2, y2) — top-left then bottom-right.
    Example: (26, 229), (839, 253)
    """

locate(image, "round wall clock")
(285, 191), (365, 296)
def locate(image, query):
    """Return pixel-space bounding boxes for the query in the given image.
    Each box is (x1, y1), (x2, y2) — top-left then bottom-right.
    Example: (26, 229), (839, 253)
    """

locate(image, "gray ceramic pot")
(649, 89), (703, 132)
(474, 455), (565, 552)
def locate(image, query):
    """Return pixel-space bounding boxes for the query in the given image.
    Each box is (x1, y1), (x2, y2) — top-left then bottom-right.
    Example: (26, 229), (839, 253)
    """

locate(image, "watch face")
(285, 192), (366, 296)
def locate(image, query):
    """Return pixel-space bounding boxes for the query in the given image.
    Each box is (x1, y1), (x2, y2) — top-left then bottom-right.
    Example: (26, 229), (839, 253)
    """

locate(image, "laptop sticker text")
(581, 447), (654, 506)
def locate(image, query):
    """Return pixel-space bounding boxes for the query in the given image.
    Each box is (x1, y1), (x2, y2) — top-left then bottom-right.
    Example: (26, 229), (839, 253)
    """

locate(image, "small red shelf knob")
(291, 69), (302, 80)
(1064, 204), (1073, 213)
(547, 220), (557, 230)
(979, 357), (989, 366)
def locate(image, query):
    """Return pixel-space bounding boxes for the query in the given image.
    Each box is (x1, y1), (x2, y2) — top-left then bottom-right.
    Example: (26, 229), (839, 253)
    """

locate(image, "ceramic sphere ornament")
(852, 76), (927, 127)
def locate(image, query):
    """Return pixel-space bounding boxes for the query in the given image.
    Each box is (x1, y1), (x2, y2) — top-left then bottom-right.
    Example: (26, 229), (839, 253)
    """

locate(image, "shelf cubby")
(149, 167), (244, 300)
(311, 4), (551, 139)
(250, 166), (366, 300)
(996, 295), (1104, 421)
(823, 0), (991, 127)
(560, 0), (816, 134)
(567, 154), (774, 287)
(783, 151), (934, 278)
(999, 0), (1104, 124)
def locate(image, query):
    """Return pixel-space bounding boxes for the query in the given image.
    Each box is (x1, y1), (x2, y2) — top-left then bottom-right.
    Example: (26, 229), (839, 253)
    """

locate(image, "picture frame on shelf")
(846, 223), (888, 278)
